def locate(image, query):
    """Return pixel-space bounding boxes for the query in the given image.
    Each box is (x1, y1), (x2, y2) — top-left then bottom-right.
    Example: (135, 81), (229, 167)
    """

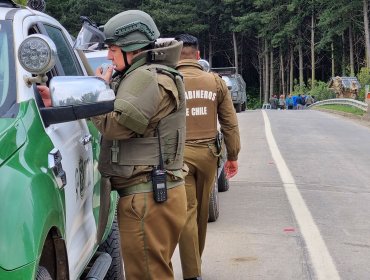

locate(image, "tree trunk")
(259, 43), (263, 103)
(298, 29), (304, 89)
(280, 48), (286, 96)
(363, 0), (370, 67)
(331, 42), (335, 77)
(264, 39), (269, 103)
(270, 49), (274, 97)
(342, 33), (346, 75)
(290, 46), (293, 94)
(311, 13), (315, 88)
(349, 24), (355, 76)
(232, 32), (239, 74)
(208, 35), (213, 68)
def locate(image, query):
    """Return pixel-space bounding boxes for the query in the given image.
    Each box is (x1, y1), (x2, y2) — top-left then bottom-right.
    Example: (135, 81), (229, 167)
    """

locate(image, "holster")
(96, 176), (112, 244)
(215, 131), (224, 167)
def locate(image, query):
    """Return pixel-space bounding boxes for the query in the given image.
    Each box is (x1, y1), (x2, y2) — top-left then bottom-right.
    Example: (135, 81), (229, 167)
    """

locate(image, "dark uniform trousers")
(179, 142), (218, 278)
(117, 183), (187, 280)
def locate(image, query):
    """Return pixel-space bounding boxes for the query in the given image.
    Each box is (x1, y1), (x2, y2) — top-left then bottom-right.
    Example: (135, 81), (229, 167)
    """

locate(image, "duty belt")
(116, 180), (183, 197)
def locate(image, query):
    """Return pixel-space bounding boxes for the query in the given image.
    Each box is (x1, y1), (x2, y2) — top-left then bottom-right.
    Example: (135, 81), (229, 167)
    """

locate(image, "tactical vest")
(98, 63), (186, 179)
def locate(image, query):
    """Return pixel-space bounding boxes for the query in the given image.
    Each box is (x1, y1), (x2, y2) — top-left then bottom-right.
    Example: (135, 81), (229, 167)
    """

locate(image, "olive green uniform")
(176, 59), (240, 278)
(92, 40), (187, 280)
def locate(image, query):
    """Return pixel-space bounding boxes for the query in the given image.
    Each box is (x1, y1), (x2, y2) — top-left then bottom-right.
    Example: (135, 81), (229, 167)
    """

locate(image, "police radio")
(152, 128), (167, 203)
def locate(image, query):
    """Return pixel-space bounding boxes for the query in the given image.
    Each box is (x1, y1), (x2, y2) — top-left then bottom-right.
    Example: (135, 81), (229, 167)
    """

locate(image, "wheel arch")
(0, 169), (66, 271)
(38, 227), (69, 280)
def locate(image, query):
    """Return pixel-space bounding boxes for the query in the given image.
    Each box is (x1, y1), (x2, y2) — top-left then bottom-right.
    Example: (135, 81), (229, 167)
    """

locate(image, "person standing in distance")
(174, 34), (241, 280)
(92, 10), (187, 280)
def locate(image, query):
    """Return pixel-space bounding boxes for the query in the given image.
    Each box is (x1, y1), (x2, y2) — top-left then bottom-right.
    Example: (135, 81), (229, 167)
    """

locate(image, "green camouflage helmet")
(104, 10), (160, 52)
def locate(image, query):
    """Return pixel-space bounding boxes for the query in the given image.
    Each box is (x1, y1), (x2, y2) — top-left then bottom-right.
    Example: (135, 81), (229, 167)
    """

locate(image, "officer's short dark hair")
(174, 34), (198, 49)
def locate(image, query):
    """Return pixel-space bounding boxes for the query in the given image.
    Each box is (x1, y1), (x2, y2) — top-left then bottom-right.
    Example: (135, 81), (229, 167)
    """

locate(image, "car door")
(24, 19), (97, 278)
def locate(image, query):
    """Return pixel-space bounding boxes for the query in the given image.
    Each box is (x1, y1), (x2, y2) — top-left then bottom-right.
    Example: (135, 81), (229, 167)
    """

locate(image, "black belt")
(116, 180), (182, 197)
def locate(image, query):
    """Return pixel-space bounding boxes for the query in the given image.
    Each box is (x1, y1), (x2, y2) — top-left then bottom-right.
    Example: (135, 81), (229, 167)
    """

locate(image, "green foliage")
(319, 104), (365, 116)
(45, 0), (127, 36)
(13, 0), (26, 4)
(141, 0), (209, 36)
(245, 86), (261, 109)
(357, 67), (370, 101)
(29, 0), (370, 104)
(308, 81), (335, 101)
(247, 96), (263, 110)
(292, 83), (309, 95)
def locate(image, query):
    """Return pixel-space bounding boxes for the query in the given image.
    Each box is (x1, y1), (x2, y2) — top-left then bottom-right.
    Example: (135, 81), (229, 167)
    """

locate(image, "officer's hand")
(224, 160), (238, 179)
(95, 64), (114, 84)
(37, 85), (51, 107)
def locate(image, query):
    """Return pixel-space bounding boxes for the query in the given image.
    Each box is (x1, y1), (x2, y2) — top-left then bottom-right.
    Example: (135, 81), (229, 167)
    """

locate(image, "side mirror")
(50, 76), (114, 106)
(40, 76), (114, 126)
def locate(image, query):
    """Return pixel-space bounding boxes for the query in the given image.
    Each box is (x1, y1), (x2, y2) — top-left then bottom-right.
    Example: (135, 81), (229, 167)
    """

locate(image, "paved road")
(172, 109), (370, 280)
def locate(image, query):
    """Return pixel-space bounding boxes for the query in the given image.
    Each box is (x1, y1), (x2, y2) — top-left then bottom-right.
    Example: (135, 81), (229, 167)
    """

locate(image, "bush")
(308, 81), (335, 101)
(245, 87), (262, 109)
(292, 84), (309, 95)
(247, 96), (263, 109)
(357, 67), (370, 101)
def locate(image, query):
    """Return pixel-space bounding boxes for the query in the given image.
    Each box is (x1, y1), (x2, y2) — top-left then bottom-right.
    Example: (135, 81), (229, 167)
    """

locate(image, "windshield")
(0, 20), (17, 118)
(228, 77), (239, 91)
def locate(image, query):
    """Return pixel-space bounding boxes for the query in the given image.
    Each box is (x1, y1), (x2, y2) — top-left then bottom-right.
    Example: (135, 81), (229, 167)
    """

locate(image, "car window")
(44, 24), (83, 76)
(0, 20), (17, 118)
(87, 56), (110, 72)
(230, 78), (239, 90)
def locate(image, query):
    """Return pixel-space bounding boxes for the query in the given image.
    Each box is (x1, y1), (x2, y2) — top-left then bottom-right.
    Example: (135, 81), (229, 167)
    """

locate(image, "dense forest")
(16, 0), (370, 107)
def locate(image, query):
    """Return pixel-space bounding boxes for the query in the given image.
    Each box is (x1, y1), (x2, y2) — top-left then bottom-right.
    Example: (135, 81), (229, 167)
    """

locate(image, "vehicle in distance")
(211, 67), (247, 112)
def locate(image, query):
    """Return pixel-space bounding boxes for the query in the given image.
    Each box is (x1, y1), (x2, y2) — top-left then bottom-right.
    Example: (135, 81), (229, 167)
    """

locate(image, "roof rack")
(210, 67), (237, 75)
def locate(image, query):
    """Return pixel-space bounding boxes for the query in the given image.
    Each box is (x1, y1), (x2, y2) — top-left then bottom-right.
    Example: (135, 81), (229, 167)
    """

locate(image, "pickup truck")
(0, 1), (123, 279)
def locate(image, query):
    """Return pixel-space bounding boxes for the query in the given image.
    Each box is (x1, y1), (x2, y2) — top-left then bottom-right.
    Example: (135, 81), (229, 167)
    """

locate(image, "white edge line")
(262, 110), (340, 280)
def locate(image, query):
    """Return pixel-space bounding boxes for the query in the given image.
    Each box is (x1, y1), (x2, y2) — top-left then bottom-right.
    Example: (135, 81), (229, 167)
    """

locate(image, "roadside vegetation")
(13, 0), (370, 107)
(315, 104), (366, 116)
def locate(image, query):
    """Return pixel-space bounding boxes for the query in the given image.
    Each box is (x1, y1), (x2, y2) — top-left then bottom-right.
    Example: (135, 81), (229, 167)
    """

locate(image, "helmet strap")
(122, 50), (131, 69)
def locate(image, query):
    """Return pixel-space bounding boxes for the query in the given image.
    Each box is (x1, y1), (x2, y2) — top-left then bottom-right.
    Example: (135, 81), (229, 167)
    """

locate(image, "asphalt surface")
(172, 109), (370, 280)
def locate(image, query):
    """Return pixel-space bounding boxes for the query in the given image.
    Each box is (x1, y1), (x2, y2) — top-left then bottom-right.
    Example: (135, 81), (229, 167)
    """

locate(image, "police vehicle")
(0, 1), (123, 279)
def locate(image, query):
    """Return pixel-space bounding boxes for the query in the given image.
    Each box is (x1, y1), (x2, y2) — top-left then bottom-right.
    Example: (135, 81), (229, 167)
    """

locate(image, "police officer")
(92, 11), (187, 280)
(174, 34), (241, 280)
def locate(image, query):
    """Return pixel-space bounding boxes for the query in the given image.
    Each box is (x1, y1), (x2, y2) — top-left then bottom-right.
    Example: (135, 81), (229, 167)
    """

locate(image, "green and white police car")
(0, 1), (123, 279)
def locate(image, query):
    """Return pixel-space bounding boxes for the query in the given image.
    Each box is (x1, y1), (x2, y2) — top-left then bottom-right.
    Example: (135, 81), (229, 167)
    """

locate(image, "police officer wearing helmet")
(198, 59), (210, 72)
(174, 34), (240, 280)
(91, 10), (187, 280)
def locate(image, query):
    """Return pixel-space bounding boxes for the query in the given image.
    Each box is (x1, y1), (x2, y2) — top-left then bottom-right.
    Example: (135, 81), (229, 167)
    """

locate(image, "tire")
(36, 266), (52, 280)
(98, 218), (125, 280)
(208, 176), (219, 222)
(235, 103), (242, 113)
(218, 168), (230, 192)
(241, 102), (246, 111)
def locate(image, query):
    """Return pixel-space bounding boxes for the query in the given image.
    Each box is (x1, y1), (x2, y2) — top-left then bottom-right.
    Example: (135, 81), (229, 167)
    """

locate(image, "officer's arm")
(91, 113), (136, 140)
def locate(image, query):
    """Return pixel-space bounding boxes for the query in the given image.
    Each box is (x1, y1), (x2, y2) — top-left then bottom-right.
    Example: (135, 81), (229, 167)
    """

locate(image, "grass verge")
(318, 104), (365, 116)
